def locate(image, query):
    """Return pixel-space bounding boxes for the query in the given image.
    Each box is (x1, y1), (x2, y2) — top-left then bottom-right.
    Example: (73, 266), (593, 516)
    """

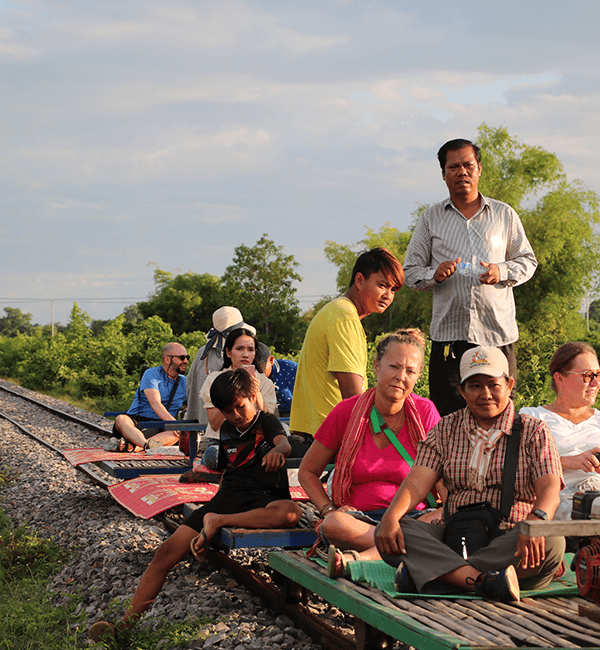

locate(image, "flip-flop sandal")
(89, 620), (117, 643)
(116, 439), (134, 453)
(190, 529), (208, 562)
(327, 545), (360, 579)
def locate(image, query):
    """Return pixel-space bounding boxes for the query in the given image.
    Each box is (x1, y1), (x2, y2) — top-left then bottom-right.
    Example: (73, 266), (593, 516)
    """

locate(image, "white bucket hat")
(201, 307), (255, 360)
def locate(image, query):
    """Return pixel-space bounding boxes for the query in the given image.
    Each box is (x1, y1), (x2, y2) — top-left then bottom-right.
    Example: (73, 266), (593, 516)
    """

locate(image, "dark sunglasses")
(170, 354), (190, 361)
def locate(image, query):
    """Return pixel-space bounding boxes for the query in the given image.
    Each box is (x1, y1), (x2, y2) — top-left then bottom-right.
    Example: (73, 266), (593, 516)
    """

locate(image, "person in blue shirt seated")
(112, 342), (189, 452)
(255, 343), (298, 418)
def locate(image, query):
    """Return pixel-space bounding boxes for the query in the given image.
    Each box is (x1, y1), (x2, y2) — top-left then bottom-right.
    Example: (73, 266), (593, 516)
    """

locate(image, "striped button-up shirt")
(415, 401), (563, 529)
(403, 195), (537, 346)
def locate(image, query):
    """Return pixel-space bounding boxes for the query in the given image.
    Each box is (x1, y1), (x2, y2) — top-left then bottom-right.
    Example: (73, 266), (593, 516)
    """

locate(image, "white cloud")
(1, 0), (600, 326)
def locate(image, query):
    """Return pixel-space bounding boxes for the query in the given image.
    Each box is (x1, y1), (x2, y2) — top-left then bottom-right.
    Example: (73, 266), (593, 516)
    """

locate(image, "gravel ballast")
(0, 381), (347, 650)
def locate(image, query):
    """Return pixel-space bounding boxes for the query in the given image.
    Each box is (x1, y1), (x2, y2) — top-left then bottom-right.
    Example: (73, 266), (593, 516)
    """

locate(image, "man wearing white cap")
(186, 307), (255, 450)
(375, 346), (564, 603)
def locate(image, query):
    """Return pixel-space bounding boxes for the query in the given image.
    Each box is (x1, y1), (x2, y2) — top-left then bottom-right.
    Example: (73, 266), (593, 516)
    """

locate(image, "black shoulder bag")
(442, 415), (522, 559)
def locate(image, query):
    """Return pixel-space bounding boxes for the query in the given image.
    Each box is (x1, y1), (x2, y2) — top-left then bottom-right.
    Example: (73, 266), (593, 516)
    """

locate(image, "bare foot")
(190, 513), (222, 561)
(202, 512), (222, 543)
(116, 439), (137, 453)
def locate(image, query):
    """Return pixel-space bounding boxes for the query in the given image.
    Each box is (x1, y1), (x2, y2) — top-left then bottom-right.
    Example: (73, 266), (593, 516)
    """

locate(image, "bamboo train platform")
(270, 550), (600, 649)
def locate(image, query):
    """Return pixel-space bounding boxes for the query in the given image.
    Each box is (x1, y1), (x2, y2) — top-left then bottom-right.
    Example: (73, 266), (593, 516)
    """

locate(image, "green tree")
(66, 303), (92, 341)
(323, 222), (432, 340)
(323, 124), (600, 400)
(477, 123), (564, 213)
(588, 298), (600, 330)
(516, 181), (599, 338)
(137, 267), (223, 336)
(0, 307), (34, 337)
(221, 235), (303, 351)
(476, 124), (600, 344)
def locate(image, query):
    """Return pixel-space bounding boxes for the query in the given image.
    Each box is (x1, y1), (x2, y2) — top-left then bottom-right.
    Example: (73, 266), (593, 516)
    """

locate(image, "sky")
(2, 0), (600, 327)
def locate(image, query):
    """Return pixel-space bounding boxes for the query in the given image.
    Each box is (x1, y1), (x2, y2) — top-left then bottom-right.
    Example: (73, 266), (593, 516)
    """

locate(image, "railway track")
(0, 381), (360, 650)
(3, 381), (598, 649)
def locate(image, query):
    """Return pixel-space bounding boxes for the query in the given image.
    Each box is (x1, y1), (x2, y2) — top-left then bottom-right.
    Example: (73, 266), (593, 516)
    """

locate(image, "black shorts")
(183, 484), (282, 533)
(111, 414), (162, 438)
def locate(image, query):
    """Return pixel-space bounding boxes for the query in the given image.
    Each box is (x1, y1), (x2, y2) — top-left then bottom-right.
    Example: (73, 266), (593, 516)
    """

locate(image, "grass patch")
(91, 617), (212, 650)
(0, 467), (212, 650)
(0, 575), (84, 650)
(0, 484), (85, 649)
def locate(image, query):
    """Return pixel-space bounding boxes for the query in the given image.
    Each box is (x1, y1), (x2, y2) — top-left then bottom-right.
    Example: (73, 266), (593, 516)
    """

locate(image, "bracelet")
(319, 503), (337, 518)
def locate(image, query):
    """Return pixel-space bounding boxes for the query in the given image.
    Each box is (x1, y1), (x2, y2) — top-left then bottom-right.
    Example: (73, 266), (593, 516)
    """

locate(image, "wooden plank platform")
(180, 503), (318, 549)
(269, 550), (600, 649)
(219, 527), (317, 549)
(92, 424), (202, 479)
(94, 458), (191, 479)
(521, 520), (600, 537)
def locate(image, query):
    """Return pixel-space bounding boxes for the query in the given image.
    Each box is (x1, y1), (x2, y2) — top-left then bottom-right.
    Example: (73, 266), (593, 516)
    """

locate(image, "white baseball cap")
(459, 346), (509, 383)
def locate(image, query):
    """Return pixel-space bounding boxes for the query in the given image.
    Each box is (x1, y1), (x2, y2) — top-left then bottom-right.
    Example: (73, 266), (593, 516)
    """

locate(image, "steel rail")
(0, 382), (111, 436)
(1, 387), (359, 650)
(0, 408), (114, 490)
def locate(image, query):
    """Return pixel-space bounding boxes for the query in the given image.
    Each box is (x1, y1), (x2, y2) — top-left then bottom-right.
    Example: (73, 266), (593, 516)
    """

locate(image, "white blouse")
(520, 405), (600, 519)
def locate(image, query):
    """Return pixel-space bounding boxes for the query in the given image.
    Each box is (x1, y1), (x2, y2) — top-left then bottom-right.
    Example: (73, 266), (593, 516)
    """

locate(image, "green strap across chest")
(370, 405), (437, 508)
(370, 406), (414, 466)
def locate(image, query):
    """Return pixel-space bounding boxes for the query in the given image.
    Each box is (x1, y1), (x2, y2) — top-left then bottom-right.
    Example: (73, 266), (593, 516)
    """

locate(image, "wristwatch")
(531, 508), (548, 520)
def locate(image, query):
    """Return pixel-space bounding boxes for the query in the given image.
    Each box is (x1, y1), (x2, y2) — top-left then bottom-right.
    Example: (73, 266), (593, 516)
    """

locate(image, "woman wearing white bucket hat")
(185, 307), (255, 447)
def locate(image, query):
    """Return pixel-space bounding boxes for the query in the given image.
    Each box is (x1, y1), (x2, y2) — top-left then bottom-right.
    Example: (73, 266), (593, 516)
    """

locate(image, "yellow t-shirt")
(289, 297), (367, 435)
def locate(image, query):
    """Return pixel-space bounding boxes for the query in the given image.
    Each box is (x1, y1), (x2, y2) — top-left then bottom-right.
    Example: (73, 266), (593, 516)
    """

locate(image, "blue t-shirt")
(270, 359), (298, 413)
(127, 366), (187, 420)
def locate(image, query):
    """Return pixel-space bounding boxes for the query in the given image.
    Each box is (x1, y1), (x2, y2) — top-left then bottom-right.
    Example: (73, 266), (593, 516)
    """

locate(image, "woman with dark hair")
(200, 328), (277, 463)
(521, 341), (600, 519)
(298, 329), (441, 577)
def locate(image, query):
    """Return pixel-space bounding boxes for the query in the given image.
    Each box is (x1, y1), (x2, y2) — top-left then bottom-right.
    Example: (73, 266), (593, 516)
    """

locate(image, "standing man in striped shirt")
(403, 139), (537, 416)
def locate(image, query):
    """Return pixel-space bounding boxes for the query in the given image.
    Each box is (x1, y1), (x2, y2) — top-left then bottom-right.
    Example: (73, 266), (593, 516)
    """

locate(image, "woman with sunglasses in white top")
(520, 341), (600, 520)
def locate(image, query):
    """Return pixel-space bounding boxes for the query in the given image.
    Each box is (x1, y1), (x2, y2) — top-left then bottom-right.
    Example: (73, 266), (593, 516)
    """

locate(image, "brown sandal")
(190, 529), (208, 562)
(327, 545), (361, 578)
(116, 439), (135, 453)
(89, 620), (117, 643)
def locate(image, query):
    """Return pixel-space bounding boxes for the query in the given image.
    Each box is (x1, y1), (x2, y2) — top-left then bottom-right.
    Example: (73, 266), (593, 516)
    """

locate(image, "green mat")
(313, 552), (579, 599)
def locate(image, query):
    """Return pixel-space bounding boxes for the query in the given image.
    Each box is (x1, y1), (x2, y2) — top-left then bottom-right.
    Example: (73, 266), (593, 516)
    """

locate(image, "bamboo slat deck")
(269, 550), (600, 649)
(93, 457), (191, 478)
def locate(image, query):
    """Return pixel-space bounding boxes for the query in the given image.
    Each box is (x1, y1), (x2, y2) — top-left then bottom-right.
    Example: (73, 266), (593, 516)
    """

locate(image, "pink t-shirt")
(315, 393), (440, 511)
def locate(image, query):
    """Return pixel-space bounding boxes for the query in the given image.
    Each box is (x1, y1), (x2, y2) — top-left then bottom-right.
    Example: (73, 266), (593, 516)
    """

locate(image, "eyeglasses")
(564, 370), (600, 383)
(169, 354), (190, 361)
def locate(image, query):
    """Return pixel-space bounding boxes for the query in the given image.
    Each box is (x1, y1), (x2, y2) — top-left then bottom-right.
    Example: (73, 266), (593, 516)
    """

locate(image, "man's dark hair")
(222, 328), (259, 369)
(349, 247), (404, 290)
(437, 138), (481, 171)
(210, 369), (255, 411)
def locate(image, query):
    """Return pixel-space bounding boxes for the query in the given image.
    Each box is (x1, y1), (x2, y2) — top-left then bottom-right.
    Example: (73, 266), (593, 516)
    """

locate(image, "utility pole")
(51, 301), (54, 337)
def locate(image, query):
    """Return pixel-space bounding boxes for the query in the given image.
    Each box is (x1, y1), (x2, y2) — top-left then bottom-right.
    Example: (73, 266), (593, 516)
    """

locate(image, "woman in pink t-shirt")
(298, 329), (441, 578)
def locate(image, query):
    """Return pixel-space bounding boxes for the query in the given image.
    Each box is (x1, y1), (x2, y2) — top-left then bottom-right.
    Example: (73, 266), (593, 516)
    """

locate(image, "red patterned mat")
(63, 448), (186, 466)
(108, 476), (310, 519)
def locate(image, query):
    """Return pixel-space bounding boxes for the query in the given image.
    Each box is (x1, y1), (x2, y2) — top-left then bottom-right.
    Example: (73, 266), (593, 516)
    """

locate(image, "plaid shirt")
(415, 400), (563, 528)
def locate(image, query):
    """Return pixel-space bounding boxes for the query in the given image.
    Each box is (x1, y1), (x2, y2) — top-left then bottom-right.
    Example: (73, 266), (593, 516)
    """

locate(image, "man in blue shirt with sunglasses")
(112, 342), (189, 452)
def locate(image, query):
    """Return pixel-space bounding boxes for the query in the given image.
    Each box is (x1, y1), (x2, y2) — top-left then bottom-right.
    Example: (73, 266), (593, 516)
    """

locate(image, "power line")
(0, 297), (146, 303)
(0, 294), (329, 303)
